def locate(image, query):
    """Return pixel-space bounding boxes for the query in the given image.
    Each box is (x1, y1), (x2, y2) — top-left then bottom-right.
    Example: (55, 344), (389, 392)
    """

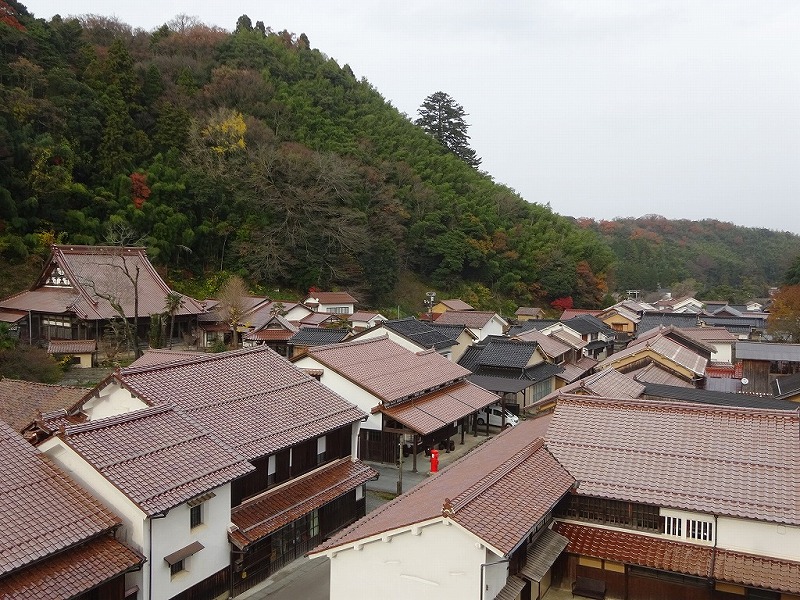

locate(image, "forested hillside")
(581, 215), (800, 301)
(1, 3), (797, 312)
(0, 2), (615, 311)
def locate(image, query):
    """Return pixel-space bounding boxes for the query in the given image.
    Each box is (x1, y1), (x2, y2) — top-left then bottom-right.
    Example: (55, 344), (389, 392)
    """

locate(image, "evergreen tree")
(415, 91), (481, 168)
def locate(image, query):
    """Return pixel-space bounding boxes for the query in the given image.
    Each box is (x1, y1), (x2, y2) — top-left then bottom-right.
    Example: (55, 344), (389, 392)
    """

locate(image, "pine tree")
(415, 91), (481, 168)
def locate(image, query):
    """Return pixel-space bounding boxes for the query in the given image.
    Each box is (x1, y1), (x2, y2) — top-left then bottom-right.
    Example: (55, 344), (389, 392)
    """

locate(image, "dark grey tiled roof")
(563, 315), (613, 335)
(473, 339), (540, 369)
(773, 372), (800, 398)
(289, 328), (350, 346)
(642, 383), (799, 410)
(507, 320), (560, 336)
(458, 345), (483, 372)
(383, 318), (455, 349)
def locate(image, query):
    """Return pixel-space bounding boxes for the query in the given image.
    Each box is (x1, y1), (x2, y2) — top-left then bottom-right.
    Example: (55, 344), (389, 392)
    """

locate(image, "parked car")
(476, 405), (519, 428)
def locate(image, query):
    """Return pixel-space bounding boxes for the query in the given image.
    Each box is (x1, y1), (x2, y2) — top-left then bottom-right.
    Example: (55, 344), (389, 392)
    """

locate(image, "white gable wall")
(81, 382), (148, 421)
(326, 520), (500, 600)
(150, 488), (233, 600)
(294, 355), (383, 431)
(39, 436), (235, 600)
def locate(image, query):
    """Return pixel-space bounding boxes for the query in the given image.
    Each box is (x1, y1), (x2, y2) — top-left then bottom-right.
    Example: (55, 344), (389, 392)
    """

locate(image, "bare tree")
(218, 275), (248, 349)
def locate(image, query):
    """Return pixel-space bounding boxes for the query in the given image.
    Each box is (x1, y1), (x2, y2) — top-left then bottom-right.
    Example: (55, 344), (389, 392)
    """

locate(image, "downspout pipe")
(149, 512), (168, 600)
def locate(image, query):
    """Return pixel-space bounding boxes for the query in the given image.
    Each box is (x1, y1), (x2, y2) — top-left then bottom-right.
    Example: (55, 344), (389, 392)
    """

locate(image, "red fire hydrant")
(430, 449), (439, 473)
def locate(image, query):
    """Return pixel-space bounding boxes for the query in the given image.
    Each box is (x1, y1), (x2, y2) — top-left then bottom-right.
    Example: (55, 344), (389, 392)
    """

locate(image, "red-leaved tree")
(130, 172), (151, 209)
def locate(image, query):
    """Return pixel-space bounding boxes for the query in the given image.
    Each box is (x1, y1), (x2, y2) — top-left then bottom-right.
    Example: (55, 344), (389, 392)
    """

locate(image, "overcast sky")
(23, 1), (800, 234)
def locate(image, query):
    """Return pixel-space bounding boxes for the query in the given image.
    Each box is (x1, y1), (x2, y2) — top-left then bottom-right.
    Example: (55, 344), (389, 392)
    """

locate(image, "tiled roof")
(62, 405), (254, 515)
(244, 328), (295, 342)
(46, 339), (97, 354)
(290, 328), (350, 347)
(714, 549), (800, 595)
(0, 379), (87, 432)
(636, 325), (716, 355)
(515, 306), (544, 317)
(4, 245), (206, 320)
(737, 340), (800, 362)
(117, 347), (366, 460)
(303, 337), (469, 406)
(630, 362), (694, 387)
(554, 522), (713, 578)
(0, 534), (144, 599)
(0, 308), (26, 323)
(379, 380), (498, 435)
(559, 309), (602, 320)
(563, 315), (612, 335)
(299, 312), (341, 326)
(128, 349), (207, 368)
(547, 395), (800, 524)
(380, 318), (456, 350)
(642, 383), (799, 410)
(434, 310), (506, 329)
(548, 329), (587, 350)
(467, 374), (536, 394)
(0, 421), (120, 576)
(513, 329), (571, 360)
(306, 292), (358, 304)
(439, 299), (474, 311)
(556, 362), (591, 384)
(472, 338), (541, 369)
(230, 458), (376, 548)
(598, 334), (707, 376)
(773, 371), (800, 398)
(311, 416), (569, 557)
(347, 311), (381, 322)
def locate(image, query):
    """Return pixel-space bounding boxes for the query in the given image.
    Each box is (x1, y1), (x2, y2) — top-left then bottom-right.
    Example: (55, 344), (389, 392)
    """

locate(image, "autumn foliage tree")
(767, 285), (800, 342)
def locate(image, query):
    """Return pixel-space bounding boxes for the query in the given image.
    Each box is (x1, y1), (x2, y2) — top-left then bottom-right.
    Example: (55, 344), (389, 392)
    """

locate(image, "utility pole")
(397, 436), (403, 495)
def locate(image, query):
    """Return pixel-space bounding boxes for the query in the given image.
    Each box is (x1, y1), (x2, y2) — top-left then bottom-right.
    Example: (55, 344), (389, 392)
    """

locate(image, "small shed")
(47, 339), (97, 368)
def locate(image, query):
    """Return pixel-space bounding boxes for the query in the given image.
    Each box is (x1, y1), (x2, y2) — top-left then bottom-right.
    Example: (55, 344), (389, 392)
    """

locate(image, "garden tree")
(164, 291), (184, 348)
(415, 91), (481, 168)
(767, 284), (800, 342)
(218, 275), (248, 348)
(148, 313), (165, 348)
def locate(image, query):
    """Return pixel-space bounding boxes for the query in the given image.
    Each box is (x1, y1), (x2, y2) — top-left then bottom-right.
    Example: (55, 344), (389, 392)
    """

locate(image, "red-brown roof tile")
(117, 347), (366, 460)
(547, 395), (800, 524)
(0, 421), (120, 576)
(311, 416), (568, 557)
(0, 379), (87, 432)
(0, 534), (143, 599)
(380, 380), (498, 435)
(62, 405), (254, 515)
(304, 336), (470, 405)
(1, 245), (205, 320)
(47, 339), (97, 355)
(127, 349), (208, 368)
(554, 522), (713, 577)
(714, 549), (800, 594)
(434, 310), (505, 328)
(230, 458), (376, 548)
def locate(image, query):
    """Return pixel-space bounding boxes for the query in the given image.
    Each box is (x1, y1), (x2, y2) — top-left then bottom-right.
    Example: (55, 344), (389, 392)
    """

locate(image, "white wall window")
(664, 515), (682, 537)
(267, 455), (276, 486)
(686, 518), (713, 541)
(328, 306), (349, 314)
(317, 436), (326, 464)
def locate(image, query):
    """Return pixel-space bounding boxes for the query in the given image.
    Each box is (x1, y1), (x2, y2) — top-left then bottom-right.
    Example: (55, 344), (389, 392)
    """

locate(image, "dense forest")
(579, 216), (800, 302)
(1, 2), (798, 312)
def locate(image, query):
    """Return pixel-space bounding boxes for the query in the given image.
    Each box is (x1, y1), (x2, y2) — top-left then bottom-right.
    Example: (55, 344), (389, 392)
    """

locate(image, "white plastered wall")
(326, 520), (501, 600)
(81, 381), (148, 421)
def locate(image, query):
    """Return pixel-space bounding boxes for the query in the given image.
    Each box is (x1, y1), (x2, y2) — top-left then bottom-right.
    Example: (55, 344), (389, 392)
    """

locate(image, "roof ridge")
(310, 334), (388, 354)
(443, 438), (545, 517)
(65, 404), (172, 434)
(121, 345), (268, 375)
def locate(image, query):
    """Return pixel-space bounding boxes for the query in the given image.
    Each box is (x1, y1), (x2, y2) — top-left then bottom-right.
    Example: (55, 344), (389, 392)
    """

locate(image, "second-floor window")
(556, 495), (661, 533)
(190, 504), (202, 529)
